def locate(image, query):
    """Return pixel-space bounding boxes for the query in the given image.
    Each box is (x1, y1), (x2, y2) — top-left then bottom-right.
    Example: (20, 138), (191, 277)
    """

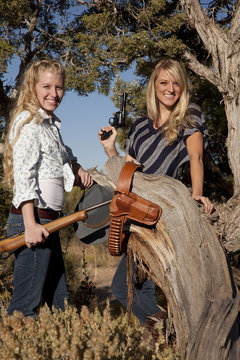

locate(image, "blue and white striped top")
(125, 104), (208, 178)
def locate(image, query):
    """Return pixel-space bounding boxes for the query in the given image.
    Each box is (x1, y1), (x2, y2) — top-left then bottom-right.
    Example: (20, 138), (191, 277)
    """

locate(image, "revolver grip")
(101, 130), (113, 140)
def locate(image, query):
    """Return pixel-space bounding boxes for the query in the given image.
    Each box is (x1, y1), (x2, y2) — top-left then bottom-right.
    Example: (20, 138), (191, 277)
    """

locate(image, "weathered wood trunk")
(214, 193), (240, 256)
(91, 156), (240, 360)
(224, 99), (240, 195)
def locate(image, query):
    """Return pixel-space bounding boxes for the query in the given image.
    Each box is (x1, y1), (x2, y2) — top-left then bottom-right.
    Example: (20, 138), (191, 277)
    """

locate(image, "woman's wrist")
(21, 200), (37, 226)
(192, 193), (202, 198)
(72, 161), (81, 174)
(105, 145), (119, 158)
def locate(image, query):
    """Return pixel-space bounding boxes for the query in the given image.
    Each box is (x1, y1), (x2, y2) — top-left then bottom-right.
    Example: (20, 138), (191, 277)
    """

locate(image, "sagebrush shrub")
(0, 301), (179, 360)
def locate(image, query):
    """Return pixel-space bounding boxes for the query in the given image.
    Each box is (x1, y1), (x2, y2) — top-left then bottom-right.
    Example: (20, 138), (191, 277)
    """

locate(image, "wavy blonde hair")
(2, 59), (65, 188)
(146, 58), (189, 144)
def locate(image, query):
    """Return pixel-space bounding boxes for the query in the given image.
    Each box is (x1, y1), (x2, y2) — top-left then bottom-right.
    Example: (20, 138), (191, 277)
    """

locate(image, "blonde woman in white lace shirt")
(3, 59), (93, 317)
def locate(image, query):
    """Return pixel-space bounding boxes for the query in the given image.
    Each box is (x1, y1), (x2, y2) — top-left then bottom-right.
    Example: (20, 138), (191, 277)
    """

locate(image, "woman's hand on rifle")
(21, 201), (49, 248)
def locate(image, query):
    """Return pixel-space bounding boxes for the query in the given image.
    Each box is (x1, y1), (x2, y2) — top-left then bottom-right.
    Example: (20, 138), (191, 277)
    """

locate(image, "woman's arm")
(98, 125), (140, 165)
(12, 121), (41, 209)
(125, 153), (137, 162)
(71, 161), (93, 189)
(98, 125), (119, 158)
(186, 131), (213, 214)
(21, 200), (49, 248)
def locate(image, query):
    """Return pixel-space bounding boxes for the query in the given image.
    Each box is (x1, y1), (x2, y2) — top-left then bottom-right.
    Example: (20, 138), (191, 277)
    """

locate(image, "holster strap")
(108, 161), (161, 256)
(115, 162), (142, 194)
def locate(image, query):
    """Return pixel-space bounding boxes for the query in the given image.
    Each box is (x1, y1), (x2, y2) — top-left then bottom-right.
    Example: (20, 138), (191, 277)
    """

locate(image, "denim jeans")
(7, 212), (70, 317)
(111, 253), (159, 323)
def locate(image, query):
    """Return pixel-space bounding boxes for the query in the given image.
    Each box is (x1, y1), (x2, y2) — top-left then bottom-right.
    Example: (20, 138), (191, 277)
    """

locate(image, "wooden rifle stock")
(0, 199), (112, 254)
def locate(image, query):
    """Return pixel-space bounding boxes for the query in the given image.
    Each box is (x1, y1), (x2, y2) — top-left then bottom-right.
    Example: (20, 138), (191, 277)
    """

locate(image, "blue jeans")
(7, 213), (70, 317)
(111, 253), (159, 323)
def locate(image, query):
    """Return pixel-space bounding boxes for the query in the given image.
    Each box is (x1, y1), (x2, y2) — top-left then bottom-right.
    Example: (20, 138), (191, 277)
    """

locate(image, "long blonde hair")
(2, 59), (65, 188)
(146, 58), (189, 144)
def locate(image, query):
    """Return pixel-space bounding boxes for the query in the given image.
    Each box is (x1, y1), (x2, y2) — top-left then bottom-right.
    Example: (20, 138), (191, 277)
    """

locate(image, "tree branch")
(0, 79), (11, 120)
(180, 0), (227, 79)
(180, 0), (227, 49)
(229, 2), (240, 49)
(230, 1), (240, 42)
(180, 0), (240, 98)
(182, 51), (234, 97)
(24, 0), (42, 54)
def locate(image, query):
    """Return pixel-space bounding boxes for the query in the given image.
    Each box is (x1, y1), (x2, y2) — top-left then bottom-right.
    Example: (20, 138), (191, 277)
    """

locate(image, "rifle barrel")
(0, 199), (112, 254)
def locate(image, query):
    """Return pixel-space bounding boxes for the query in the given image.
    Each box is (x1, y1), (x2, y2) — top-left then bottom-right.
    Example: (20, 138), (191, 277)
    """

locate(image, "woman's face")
(155, 68), (181, 111)
(35, 70), (64, 116)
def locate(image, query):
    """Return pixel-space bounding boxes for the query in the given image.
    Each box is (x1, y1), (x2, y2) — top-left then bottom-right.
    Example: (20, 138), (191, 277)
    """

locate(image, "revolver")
(101, 92), (128, 140)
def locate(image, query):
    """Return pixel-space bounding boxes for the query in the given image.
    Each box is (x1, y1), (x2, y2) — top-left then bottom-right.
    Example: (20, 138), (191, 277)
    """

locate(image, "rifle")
(0, 200), (112, 255)
(101, 92), (128, 140)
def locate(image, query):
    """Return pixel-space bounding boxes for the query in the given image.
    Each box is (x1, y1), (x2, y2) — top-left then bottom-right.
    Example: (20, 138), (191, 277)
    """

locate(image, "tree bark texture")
(214, 194), (240, 254)
(90, 156), (240, 360)
(224, 100), (240, 195)
(180, 0), (240, 194)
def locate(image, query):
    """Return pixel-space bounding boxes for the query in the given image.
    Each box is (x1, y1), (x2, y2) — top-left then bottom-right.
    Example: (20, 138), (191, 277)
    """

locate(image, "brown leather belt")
(10, 205), (62, 220)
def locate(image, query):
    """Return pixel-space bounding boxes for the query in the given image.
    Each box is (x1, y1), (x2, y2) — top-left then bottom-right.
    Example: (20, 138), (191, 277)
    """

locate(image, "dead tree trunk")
(91, 156), (240, 360)
(180, 0), (240, 194)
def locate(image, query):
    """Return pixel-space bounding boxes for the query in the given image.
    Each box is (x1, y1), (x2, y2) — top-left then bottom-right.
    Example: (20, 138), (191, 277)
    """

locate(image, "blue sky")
(56, 68), (136, 171)
(55, 90), (124, 172)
